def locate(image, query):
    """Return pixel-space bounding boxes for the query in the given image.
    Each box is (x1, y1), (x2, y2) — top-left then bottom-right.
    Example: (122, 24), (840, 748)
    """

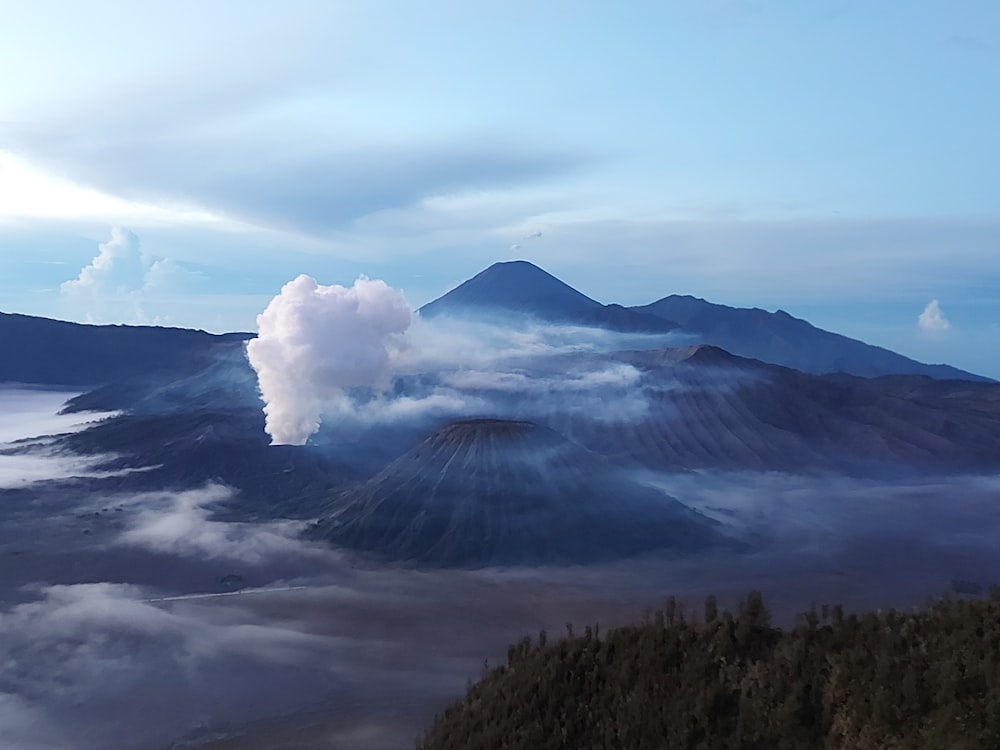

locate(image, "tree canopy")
(419, 589), (1000, 750)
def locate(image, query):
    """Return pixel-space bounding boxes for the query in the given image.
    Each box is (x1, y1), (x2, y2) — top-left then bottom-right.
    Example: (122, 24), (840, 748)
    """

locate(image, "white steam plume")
(246, 274), (412, 445)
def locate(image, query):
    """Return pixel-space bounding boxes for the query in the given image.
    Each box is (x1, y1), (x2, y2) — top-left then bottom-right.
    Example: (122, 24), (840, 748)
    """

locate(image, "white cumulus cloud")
(61, 226), (144, 294)
(918, 299), (950, 333)
(60, 227), (195, 325)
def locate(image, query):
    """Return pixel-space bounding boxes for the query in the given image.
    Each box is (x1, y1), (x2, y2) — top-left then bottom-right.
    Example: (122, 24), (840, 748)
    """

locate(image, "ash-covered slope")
(59, 407), (358, 519)
(632, 295), (987, 381)
(49, 341), (360, 518)
(419, 261), (677, 333)
(62, 339), (259, 414)
(307, 419), (719, 566)
(0, 311), (252, 387)
(547, 345), (1000, 474)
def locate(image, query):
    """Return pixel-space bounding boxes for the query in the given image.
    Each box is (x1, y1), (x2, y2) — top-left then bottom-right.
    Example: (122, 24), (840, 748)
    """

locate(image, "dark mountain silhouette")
(307, 419), (721, 566)
(0, 311), (251, 387)
(632, 295), (987, 381)
(418, 261), (677, 333)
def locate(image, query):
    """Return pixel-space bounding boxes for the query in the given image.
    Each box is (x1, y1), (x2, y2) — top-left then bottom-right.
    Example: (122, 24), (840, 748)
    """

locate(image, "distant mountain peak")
(486, 259), (549, 272)
(419, 260), (600, 320)
(418, 261), (678, 333)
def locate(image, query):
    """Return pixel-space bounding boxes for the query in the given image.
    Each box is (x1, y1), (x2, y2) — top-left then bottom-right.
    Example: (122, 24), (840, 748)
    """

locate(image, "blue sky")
(0, 0), (998, 376)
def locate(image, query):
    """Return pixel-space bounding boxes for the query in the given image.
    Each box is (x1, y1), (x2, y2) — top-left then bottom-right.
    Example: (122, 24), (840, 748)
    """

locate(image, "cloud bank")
(118, 484), (325, 565)
(0, 582), (338, 750)
(0, 388), (120, 489)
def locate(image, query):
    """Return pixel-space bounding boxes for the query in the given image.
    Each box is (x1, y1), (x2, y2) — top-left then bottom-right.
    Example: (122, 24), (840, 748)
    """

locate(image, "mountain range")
(2, 260), (986, 387)
(3, 259), (998, 567)
(421, 261), (987, 381)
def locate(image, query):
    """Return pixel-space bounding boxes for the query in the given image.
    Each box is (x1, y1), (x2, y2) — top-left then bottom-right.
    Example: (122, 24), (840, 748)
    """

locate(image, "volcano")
(418, 260), (677, 333)
(307, 419), (720, 566)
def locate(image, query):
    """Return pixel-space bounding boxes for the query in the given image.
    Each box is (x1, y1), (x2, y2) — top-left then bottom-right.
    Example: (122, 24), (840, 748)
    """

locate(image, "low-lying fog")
(2, 388), (999, 750)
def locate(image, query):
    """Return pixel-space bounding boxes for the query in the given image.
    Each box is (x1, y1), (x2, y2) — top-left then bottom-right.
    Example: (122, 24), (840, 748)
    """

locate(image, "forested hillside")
(419, 591), (1000, 750)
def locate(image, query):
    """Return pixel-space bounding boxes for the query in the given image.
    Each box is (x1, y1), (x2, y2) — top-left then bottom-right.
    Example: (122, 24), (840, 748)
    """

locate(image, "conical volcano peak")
(407, 418), (583, 470)
(425, 419), (544, 447)
(470, 260), (594, 290)
(308, 417), (720, 566)
(434, 418), (539, 442)
(418, 260), (678, 332)
(619, 345), (747, 370)
(419, 260), (600, 320)
(481, 259), (560, 276)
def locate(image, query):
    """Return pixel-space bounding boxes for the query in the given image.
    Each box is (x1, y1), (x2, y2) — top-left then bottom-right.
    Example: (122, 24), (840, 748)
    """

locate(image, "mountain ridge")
(417, 261), (987, 382)
(632, 294), (987, 382)
(0, 310), (252, 387)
